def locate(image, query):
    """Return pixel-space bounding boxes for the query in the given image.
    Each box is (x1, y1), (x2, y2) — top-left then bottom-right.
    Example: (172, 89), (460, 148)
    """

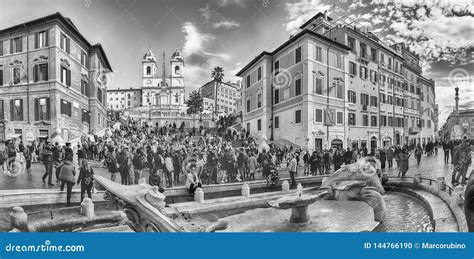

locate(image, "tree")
(185, 90), (204, 115)
(211, 67), (224, 121)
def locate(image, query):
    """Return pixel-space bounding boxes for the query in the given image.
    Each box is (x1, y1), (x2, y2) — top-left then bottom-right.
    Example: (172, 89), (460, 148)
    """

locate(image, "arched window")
(175, 66), (180, 74)
(146, 66), (151, 75)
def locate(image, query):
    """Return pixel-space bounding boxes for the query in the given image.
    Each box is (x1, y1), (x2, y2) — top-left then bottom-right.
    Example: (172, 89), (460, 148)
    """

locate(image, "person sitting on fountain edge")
(186, 164), (202, 194)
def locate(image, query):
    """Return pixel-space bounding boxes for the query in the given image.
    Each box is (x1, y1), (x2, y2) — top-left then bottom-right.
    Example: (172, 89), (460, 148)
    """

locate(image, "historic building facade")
(107, 88), (142, 110)
(0, 12), (112, 143)
(237, 12), (437, 151)
(200, 79), (241, 115)
(441, 109), (474, 142)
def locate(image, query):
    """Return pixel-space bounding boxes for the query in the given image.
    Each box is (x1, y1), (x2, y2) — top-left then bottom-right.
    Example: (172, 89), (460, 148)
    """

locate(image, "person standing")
(386, 146), (394, 168)
(443, 142), (450, 164)
(41, 143), (54, 187)
(206, 148), (219, 184)
(379, 148), (386, 170)
(164, 152), (174, 187)
(106, 147), (118, 182)
(415, 144), (423, 165)
(185, 164), (202, 194)
(398, 147), (411, 179)
(247, 151), (257, 181)
(288, 153), (298, 189)
(58, 159), (76, 206)
(24, 143), (32, 174)
(132, 148), (146, 184)
(77, 160), (94, 202)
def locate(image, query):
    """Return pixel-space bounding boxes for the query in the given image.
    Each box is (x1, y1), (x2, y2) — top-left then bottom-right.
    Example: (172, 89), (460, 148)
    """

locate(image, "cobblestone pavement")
(1, 151), (471, 191)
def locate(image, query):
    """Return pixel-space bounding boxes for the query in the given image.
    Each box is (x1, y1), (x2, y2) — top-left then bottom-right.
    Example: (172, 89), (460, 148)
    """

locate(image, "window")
(13, 67), (21, 84)
(0, 40), (3, 56)
(314, 77), (323, 95)
(60, 99), (72, 117)
(370, 70), (377, 83)
(360, 43), (367, 58)
(257, 67), (262, 81)
(315, 46), (322, 61)
(370, 96), (378, 107)
(60, 33), (70, 54)
(257, 119), (262, 131)
(81, 80), (89, 97)
(295, 78), (301, 96)
(348, 90), (356, 104)
(380, 115), (387, 126)
(348, 37), (355, 51)
(81, 51), (87, 67)
(0, 70), (2, 86)
(295, 47), (302, 63)
(34, 97), (50, 121)
(274, 116), (279, 129)
(10, 99), (23, 121)
(274, 60), (279, 74)
(336, 111), (343, 125)
(315, 109), (323, 122)
(33, 63), (48, 82)
(336, 54), (342, 69)
(274, 89), (280, 104)
(371, 48), (377, 62)
(257, 93), (262, 108)
(246, 123), (250, 132)
(371, 116), (377, 127)
(295, 109), (301, 124)
(175, 94), (179, 103)
(380, 53), (385, 65)
(82, 109), (90, 123)
(10, 37), (22, 54)
(349, 62), (357, 76)
(348, 113), (356, 125)
(380, 93), (386, 103)
(361, 93), (369, 106)
(246, 99), (250, 112)
(146, 66), (151, 75)
(175, 66), (180, 74)
(359, 66), (368, 80)
(60, 66), (71, 86)
(246, 75), (250, 88)
(363, 115), (369, 126)
(35, 30), (48, 48)
(0, 100), (3, 120)
(336, 81), (343, 99)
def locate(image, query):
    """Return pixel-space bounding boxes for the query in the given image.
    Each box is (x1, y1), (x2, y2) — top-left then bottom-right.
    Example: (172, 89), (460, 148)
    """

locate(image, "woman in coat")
(386, 147), (394, 168)
(59, 159), (76, 206)
(77, 160), (94, 202)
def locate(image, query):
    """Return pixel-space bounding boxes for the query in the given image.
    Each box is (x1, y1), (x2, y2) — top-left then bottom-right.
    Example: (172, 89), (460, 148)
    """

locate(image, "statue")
(320, 158), (386, 223)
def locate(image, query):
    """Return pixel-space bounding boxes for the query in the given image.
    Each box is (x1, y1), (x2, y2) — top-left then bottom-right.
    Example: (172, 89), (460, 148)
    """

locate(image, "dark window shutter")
(10, 39), (13, 54)
(45, 64), (49, 81)
(45, 30), (49, 47)
(0, 101), (4, 121)
(60, 34), (64, 49)
(18, 37), (22, 52)
(34, 98), (39, 121)
(67, 102), (71, 117)
(33, 65), (38, 82)
(0, 70), (3, 86)
(66, 69), (71, 86)
(66, 38), (70, 54)
(60, 67), (64, 83)
(34, 32), (39, 49)
(10, 100), (14, 120)
(20, 99), (23, 120)
(46, 97), (51, 120)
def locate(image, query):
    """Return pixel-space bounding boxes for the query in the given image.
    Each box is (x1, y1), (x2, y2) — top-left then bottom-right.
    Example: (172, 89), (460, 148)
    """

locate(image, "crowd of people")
(1, 116), (472, 206)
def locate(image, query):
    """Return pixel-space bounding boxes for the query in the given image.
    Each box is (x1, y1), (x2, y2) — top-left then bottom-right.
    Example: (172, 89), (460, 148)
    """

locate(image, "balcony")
(409, 126), (421, 135)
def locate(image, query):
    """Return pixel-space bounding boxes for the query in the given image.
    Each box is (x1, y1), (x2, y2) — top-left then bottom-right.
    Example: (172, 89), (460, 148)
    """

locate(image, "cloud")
(216, 0), (245, 7)
(283, 0), (331, 34)
(199, 4), (212, 20)
(182, 22), (211, 57)
(212, 20), (240, 29)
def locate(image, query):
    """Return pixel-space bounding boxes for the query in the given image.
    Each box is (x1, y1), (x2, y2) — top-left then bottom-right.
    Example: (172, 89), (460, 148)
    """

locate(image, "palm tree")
(211, 67), (224, 123)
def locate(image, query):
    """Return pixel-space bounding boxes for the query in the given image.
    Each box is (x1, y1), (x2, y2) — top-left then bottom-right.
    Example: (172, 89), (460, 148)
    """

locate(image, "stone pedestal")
(81, 198), (95, 220)
(146, 186), (166, 209)
(281, 181), (290, 193)
(290, 205), (310, 224)
(10, 207), (28, 231)
(195, 188), (204, 204)
(241, 183), (250, 198)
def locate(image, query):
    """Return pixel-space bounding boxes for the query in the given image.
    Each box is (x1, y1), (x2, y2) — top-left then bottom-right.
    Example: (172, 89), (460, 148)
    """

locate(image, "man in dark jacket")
(41, 143), (54, 186)
(206, 148), (219, 184)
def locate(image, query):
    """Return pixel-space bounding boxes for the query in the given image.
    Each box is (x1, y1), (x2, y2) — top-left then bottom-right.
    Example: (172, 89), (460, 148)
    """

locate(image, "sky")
(0, 0), (473, 125)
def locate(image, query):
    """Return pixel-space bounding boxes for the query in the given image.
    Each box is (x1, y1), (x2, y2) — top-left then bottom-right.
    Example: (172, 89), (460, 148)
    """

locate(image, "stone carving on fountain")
(94, 175), (185, 232)
(320, 158), (387, 223)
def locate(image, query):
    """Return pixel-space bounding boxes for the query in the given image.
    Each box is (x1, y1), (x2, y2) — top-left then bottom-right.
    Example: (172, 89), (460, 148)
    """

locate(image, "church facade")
(141, 48), (186, 116)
